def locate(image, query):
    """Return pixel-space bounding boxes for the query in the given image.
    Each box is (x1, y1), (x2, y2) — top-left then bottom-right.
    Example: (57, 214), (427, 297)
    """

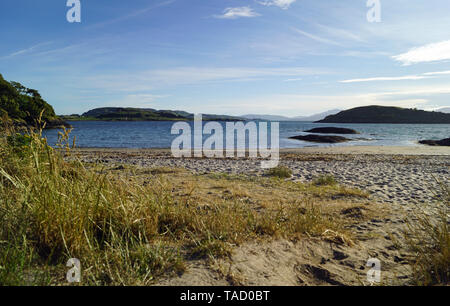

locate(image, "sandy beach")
(73, 146), (449, 209)
(64, 145), (449, 285)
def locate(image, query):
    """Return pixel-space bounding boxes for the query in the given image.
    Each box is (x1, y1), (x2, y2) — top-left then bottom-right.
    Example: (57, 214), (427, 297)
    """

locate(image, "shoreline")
(72, 145), (450, 156)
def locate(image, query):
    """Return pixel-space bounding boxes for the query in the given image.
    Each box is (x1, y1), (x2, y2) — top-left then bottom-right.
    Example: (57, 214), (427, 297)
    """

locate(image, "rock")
(304, 127), (359, 134)
(45, 118), (72, 129)
(289, 134), (351, 143)
(418, 138), (450, 146)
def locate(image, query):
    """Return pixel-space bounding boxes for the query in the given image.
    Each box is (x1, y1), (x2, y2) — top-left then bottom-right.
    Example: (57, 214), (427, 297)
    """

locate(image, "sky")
(1, 0), (450, 116)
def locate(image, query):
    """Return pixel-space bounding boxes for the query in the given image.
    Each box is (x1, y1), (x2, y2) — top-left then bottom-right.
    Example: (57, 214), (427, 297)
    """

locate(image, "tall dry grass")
(0, 118), (185, 284)
(402, 181), (449, 285)
(0, 117), (351, 285)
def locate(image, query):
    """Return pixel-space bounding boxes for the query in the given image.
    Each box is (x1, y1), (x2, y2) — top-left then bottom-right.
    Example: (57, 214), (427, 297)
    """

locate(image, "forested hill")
(317, 106), (450, 124)
(0, 74), (69, 128)
(61, 107), (243, 121)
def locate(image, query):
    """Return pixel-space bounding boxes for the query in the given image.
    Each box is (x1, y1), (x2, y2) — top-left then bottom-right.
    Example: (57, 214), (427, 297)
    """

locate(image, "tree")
(0, 74), (57, 124)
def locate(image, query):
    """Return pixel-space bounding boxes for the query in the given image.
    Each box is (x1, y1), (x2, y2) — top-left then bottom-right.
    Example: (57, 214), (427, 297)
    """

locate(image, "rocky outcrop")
(304, 127), (359, 134)
(419, 138), (450, 146)
(289, 134), (351, 143)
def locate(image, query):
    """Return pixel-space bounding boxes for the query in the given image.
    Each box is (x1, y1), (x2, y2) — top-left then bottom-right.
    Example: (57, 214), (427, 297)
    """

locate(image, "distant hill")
(292, 109), (341, 121)
(241, 114), (291, 121)
(317, 106), (450, 124)
(0, 73), (69, 128)
(63, 107), (243, 121)
(242, 109), (340, 121)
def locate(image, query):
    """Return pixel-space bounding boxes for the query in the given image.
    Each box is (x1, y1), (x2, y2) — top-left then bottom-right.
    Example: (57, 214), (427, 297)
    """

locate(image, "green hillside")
(317, 106), (450, 124)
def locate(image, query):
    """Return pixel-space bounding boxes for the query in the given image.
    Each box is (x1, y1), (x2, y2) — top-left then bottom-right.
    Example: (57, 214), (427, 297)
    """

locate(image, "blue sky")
(1, 0), (450, 116)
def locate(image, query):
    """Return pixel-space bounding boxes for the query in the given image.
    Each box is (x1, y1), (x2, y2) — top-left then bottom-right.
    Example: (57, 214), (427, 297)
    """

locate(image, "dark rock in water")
(289, 134), (350, 143)
(419, 138), (450, 146)
(304, 127), (359, 134)
(44, 119), (72, 129)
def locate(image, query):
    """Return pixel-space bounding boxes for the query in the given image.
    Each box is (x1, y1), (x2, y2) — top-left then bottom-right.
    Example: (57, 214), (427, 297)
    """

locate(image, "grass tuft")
(265, 166), (293, 179)
(313, 175), (337, 186)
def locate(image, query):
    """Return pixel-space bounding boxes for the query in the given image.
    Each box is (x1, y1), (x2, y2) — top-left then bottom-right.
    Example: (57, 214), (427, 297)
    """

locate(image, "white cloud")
(215, 7), (260, 19)
(392, 40), (450, 65)
(340, 75), (429, 83)
(258, 0), (296, 10)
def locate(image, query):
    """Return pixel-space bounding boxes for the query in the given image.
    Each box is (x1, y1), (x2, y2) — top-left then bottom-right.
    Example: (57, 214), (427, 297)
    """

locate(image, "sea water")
(42, 120), (450, 149)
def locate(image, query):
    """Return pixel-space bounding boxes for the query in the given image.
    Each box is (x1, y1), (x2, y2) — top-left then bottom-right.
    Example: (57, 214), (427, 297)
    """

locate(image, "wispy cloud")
(423, 70), (450, 76)
(85, 66), (328, 92)
(257, 0), (296, 10)
(340, 70), (450, 83)
(292, 28), (342, 46)
(85, 0), (175, 29)
(374, 85), (450, 97)
(314, 24), (365, 43)
(0, 42), (53, 59)
(215, 7), (260, 19)
(33, 43), (86, 57)
(392, 40), (450, 65)
(104, 94), (169, 108)
(284, 77), (303, 82)
(340, 75), (428, 83)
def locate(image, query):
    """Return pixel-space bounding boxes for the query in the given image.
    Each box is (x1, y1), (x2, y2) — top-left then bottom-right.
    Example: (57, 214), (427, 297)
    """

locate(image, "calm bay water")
(42, 120), (450, 149)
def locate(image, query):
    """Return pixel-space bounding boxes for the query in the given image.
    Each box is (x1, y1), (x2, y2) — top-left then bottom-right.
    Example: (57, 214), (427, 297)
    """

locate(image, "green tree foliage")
(0, 74), (57, 125)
